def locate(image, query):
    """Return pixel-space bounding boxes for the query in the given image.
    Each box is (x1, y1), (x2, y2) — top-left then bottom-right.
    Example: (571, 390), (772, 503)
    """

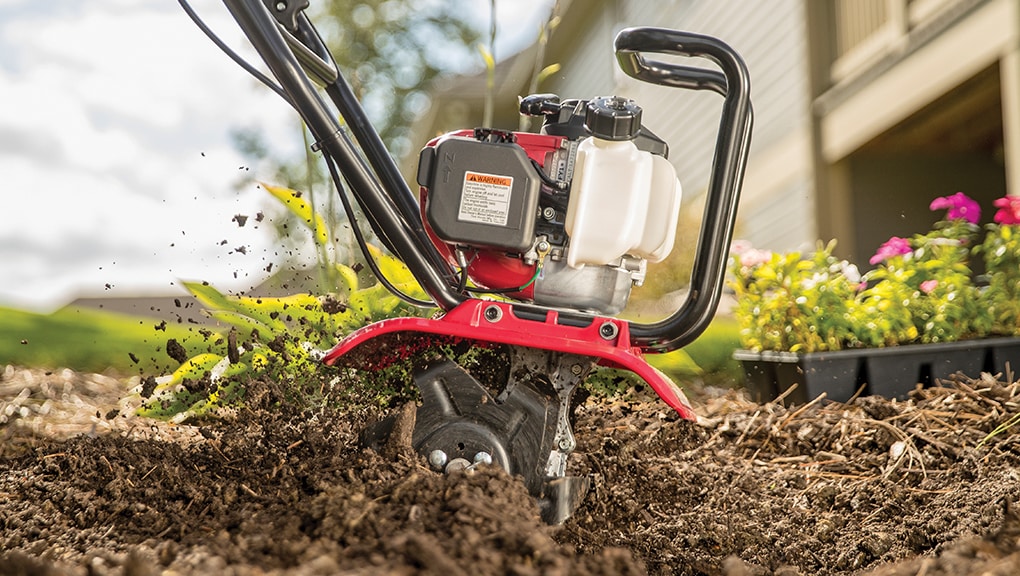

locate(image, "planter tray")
(734, 338), (1019, 404)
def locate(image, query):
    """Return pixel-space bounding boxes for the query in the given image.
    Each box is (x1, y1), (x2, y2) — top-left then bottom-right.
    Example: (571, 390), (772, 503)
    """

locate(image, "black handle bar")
(222, 0), (463, 310)
(614, 27), (753, 352)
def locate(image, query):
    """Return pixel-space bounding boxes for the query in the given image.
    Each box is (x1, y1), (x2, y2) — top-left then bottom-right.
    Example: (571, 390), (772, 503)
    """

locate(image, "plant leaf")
(263, 183), (330, 247)
(536, 63), (561, 86)
(182, 281), (283, 334)
(477, 44), (495, 72)
(365, 244), (428, 299)
(336, 263), (360, 293)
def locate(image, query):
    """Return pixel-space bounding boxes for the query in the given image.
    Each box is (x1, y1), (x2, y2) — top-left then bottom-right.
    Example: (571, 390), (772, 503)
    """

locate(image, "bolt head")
(428, 449), (448, 469)
(599, 321), (619, 340)
(445, 457), (471, 473)
(473, 452), (493, 466)
(484, 305), (503, 322)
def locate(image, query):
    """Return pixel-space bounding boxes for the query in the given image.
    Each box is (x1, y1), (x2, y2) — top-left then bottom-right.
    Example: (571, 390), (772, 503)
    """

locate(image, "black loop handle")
(614, 27), (754, 353)
(615, 28), (729, 95)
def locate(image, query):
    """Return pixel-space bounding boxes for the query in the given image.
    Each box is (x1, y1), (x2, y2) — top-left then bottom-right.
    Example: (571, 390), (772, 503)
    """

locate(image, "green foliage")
(731, 197), (996, 353)
(0, 306), (203, 375)
(143, 184), (432, 422)
(730, 241), (863, 353)
(318, 0), (480, 153)
(231, 1), (483, 276)
(858, 221), (985, 346)
(978, 410), (1020, 449)
(646, 349), (703, 379)
(977, 223), (1020, 336)
(584, 368), (640, 398)
(581, 349), (701, 398)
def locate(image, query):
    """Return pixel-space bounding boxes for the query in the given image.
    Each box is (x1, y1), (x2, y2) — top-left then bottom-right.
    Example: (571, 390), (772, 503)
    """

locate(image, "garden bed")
(4, 364), (1020, 575)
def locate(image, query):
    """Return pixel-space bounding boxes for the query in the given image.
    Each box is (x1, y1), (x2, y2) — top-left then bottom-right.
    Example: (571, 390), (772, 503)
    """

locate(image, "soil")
(4, 363), (1020, 575)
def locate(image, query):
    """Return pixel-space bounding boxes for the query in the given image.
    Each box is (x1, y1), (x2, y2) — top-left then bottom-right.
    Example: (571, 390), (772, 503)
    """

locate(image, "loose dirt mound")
(3, 365), (1020, 575)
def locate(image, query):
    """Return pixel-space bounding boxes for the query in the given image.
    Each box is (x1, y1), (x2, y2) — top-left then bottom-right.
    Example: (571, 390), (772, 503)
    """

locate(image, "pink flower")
(730, 239), (752, 255)
(740, 248), (773, 268)
(730, 240), (772, 268)
(993, 195), (1020, 225)
(870, 236), (912, 265)
(929, 192), (980, 224)
(919, 279), (938, 294)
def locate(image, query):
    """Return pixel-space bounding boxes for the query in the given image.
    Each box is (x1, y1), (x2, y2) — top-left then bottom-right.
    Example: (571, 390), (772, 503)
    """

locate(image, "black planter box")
(989, 338), (1020, 380)
(734, 349), (864, 404)
(735, 339), (1008, 404)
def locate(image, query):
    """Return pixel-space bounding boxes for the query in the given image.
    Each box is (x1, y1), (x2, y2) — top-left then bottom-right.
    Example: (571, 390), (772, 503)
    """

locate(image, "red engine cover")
(419, 130), (566, 301)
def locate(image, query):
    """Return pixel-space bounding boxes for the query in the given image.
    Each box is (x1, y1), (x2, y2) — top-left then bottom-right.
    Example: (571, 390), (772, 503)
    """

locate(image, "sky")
(0, 0), (554, 312)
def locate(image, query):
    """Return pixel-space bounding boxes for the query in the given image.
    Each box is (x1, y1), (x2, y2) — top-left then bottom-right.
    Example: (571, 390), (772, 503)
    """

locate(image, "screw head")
(428, 449), (448, 469)
(557, 437), (574, 451)
(473, 452), (493, 466)
(484, 305), (503, 322)
(570, 364), (583, 376)
(542, 207), (556, 221)
(599, 321), (619, 340)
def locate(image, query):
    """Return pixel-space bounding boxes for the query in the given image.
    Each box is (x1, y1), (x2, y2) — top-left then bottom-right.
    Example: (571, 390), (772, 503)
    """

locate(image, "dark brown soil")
(4, 365), (1020, 575)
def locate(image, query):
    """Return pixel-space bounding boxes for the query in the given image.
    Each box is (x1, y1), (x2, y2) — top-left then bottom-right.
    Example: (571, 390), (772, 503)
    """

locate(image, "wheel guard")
(322, 299), (697, 421)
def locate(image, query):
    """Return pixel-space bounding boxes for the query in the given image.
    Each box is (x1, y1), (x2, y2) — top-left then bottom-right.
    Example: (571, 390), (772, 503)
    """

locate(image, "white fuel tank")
(564, 136), (682, 268)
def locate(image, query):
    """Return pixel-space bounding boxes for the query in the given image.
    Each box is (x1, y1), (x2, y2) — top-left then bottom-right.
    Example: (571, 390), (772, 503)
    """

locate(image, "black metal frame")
(614, 27), (754, 352)
(219, 1), (752, 353)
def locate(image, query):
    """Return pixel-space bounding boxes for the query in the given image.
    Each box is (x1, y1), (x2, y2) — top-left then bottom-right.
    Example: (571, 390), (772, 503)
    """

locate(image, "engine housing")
(416, 96), (682, 315)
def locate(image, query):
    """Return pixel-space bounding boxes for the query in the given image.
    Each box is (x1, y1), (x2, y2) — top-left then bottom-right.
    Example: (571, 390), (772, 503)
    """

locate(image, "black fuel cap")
(584, 96), (642, 141)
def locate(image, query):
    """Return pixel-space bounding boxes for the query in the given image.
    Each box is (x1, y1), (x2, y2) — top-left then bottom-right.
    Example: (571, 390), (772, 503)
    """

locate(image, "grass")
(685, 315), (742, 377)
(0, 303), (744, 392)
(0, 305), (219, 375)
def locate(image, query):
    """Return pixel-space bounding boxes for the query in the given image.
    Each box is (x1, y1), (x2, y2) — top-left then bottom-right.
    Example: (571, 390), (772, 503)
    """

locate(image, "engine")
(416, 94), (682, 315)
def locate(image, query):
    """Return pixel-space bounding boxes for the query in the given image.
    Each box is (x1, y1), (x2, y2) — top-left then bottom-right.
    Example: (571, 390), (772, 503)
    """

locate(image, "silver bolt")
(537, 240), (551, 252)
(473, 452), (493, 466)
(428, 449), (448, 470)
(558, 437), (574, 451)
(570, 364), (583, 376)
(484, 305), (503, 322)
(445, 457), (471, 473)
(599, 321), (619, 340)
(542, 207), (556, 221)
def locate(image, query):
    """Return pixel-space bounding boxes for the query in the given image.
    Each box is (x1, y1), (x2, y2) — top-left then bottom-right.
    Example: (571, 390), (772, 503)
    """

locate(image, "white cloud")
(0, 0), (300, 311)
(0, 0), (553, 313)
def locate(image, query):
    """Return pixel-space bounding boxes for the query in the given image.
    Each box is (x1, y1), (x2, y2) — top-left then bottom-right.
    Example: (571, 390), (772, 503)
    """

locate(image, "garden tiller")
(187, 0), (752, 523)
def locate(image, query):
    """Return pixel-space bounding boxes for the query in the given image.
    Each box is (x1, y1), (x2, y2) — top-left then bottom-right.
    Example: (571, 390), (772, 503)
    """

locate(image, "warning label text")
(458, 171), (513, 226)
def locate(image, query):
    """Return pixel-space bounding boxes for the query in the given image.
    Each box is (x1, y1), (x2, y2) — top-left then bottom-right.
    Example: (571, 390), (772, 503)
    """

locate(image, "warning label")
(458, 171), (513, 226)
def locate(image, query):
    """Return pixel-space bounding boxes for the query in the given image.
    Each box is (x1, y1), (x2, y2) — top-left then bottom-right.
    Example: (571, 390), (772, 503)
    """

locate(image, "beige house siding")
(817, 0), (1014, 163)
(542, 0), (817, 253)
